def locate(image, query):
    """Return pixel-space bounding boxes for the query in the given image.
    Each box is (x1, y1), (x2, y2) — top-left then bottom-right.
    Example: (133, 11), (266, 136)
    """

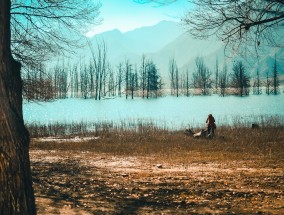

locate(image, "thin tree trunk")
(0, 1), (36, 214)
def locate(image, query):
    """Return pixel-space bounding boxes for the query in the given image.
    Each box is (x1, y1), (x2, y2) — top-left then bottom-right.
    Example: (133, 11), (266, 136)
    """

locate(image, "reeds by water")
(27, 115), (284, 138)
(28, 117), (284, 166)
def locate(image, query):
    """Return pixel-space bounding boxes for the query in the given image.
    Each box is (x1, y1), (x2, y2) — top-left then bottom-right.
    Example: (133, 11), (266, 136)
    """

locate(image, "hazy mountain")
(70, 20), (283, 83)
(148, 31), (284, 80)
(89, 20), (184, 65)
(148, 32), (225, 75)
(124, 20), (184, 52)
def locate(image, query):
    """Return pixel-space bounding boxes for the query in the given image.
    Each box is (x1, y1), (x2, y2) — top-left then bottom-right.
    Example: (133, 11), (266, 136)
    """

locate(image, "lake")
(23, 93), (284, 130)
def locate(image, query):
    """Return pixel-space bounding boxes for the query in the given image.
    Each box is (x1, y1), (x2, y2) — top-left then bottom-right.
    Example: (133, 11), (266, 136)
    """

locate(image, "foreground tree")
(1, 0), (100, 214)
(0, 1), (36, 214)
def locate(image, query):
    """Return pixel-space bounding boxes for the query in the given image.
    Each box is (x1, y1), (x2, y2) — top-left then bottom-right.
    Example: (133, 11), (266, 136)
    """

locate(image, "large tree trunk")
(0, 1), (36, 214)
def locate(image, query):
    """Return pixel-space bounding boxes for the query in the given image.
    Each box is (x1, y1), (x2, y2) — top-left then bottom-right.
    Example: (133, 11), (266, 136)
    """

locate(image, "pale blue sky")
(86, 0), (190, 37)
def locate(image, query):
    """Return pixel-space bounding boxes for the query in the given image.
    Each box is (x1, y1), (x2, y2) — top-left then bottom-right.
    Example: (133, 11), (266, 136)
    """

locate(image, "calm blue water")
(23, 94), (284, 129)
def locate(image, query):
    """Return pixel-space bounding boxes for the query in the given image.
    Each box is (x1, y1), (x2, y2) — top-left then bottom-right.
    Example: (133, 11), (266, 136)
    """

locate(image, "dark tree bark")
(0, 0), (36, 214)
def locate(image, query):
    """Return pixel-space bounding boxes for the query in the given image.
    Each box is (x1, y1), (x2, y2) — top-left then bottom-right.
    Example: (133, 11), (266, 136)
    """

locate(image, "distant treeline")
(22, 42), (281, 101)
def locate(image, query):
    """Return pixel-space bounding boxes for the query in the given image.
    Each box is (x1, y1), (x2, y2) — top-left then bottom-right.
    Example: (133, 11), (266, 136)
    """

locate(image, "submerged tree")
(219, 63), (228, 97)
(265, 71), (272, 95)
(1, 1), (101, 214)
(125, 60), (132, 99)
(181, 69), (191, 97)
(117, 63), (124, 97)
(89, 41), (108, 100)
(192, 57), (212, 95)
(231, 61), (250, 96)
(22, 65), (55, 101)
(168, 57), (179, 97)
(253, 69), (262, 95)
(214, 57), (219, 92)
(146, 61), (162, 98)
(271, 55), (280, 95)
(140, 54), (147, 98)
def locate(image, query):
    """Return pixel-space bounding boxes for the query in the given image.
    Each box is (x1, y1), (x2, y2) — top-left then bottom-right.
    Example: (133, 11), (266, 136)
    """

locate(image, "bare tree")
(183, 0), (284, 54)
(117, 63), (123, 97)
(192, 57), (212, 95)
(271, 55), (280, 95)
(1, 1), (100, 214)
(71, 64), (80, 98)
(108, 66), (116, 97)
(265, 71), (272, 95)
(135, 0), (284, 51)
(80, 64), (89, 99)
(214, 57), (219, 92)
(53, 63), (68, 99)
(140, 54), (147, 98)
(23, 65), (55, 101)
(231, 61), (250, 96)
(125, 60), (131, 99)
(89, 61), (95, 98)
(219, 63), (228, 97)
(253, 69), (262, 95)
(168, 57), (179, 97)
(185, 69), (190, 97)
(89, 41), (108, 100)
(11, 1), (101, 69)
(130, 66), (136, 99)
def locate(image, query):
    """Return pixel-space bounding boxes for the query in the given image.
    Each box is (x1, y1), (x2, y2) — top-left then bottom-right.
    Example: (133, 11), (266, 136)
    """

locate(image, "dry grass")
(30, 124), (284, 168)
(29, 122), (284, 214)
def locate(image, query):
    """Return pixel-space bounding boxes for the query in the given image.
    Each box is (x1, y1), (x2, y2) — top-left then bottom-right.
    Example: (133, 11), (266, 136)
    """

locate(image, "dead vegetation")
(30, 124), (284, 214)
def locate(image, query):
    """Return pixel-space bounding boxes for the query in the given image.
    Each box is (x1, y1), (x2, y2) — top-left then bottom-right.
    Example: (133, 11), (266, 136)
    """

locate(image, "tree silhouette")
(231, 61), (250, 96)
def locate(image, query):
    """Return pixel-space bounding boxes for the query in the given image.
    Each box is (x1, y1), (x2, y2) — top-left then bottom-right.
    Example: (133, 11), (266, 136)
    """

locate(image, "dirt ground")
(30, 148), (284, 215)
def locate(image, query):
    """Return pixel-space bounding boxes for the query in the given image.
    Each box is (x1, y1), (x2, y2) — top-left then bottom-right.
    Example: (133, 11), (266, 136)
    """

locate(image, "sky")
(86, 0), (191, 37)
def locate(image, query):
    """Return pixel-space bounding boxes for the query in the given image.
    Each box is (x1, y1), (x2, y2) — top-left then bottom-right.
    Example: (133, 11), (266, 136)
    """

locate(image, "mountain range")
(77, 20), (284, 82)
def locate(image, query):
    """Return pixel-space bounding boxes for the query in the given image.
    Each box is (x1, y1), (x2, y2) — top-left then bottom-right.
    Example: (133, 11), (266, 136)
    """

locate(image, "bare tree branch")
(11, 0), (102, 69)
(183, 0), (284, 55)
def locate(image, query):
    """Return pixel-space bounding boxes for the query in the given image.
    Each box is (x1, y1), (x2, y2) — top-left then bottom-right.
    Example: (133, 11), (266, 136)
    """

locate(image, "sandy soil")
(30, 149), (284, 215)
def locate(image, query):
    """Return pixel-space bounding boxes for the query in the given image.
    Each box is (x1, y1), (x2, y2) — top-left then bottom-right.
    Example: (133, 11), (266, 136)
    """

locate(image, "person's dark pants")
(207, 126), (215, 137)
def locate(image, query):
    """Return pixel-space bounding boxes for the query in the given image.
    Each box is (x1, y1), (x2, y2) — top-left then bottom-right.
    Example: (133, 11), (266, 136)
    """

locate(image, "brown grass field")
(30, 125), (284, 214)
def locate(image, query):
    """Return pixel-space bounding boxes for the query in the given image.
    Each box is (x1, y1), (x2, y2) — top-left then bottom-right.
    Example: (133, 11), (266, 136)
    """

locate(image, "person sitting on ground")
(206, 114), (216, 137)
